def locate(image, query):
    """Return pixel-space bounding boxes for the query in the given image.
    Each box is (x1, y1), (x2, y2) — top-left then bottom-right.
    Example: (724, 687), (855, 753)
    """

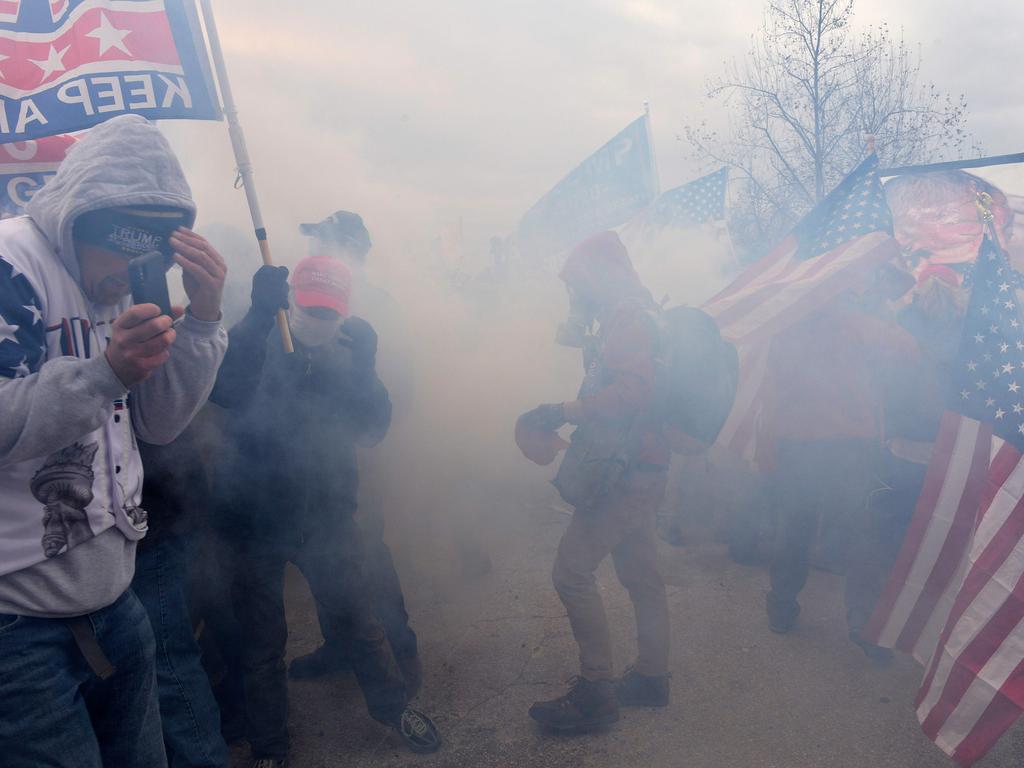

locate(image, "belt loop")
(65, 616), (116, 680)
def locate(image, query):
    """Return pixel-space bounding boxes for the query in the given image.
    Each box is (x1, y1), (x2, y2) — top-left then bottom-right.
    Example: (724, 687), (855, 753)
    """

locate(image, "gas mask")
(288, 305), (343, 347)
(555, 286), (596, 348)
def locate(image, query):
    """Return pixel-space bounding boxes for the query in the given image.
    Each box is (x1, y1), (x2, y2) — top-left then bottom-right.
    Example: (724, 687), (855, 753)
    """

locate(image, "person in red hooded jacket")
(522, 232), (672, 732)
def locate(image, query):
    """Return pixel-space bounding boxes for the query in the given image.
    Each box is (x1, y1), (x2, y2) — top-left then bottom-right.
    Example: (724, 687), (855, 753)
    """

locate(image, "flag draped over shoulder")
(864, 235), (1024, 766)
(0, 0), (220, 142)
(517, 114), (657, 265)
(0, 133), (76, 213)
(702, 154), (901, 462)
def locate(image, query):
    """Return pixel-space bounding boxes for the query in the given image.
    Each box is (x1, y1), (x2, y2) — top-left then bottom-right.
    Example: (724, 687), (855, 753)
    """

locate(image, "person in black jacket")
(208, 257), (440, 767)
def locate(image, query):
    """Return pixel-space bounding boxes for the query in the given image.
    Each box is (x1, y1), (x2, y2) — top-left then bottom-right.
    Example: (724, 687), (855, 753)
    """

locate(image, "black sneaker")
(766, 593), (800, 634)
(615, 667), (670, 707)
(288, 643), (349, 680)
(849, 631), (894, 666)
(529, 677), (619, 732)
(392, 707), (442, 754)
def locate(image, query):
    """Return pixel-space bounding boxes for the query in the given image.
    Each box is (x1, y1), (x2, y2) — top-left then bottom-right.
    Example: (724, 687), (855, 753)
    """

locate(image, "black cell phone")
(128, 250), (172, 317)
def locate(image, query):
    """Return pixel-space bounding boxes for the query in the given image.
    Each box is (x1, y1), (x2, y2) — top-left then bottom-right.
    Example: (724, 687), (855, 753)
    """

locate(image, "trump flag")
(0, 0), (220, 141)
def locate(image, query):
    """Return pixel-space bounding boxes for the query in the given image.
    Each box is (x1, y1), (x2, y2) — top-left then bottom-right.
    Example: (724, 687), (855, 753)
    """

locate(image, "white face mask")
(288, 305), (343, 347)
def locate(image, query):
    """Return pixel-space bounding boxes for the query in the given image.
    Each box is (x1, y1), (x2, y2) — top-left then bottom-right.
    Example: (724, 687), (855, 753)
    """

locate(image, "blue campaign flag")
(517, 114), (657, 262)
(0, 0), (220, 142)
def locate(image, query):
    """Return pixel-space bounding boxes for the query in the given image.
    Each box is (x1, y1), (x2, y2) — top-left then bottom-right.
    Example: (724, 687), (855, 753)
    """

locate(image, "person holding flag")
(207, 256), (441, 766)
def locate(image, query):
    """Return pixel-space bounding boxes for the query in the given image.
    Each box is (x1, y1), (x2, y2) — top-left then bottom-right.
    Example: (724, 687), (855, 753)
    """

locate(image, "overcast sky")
(162, 0), (1024, 265)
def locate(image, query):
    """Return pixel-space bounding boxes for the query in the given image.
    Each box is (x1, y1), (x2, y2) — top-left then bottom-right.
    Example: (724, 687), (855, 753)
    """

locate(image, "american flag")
(864, 236), (1024, 765)
(0, 256), (46, 379)
(648, 167), (728, 230)
(702, 154), (901, 461)
(0, 0), (219, 142)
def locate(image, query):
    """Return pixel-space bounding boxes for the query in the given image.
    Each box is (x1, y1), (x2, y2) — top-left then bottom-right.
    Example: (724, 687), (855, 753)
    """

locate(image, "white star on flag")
(30, 45), (70, 79)
(986, 397), (996, 407)
(967, 361), (978, 371)
(1010, 382), (1021, 393)
(1000, 282), (1011, 292)
(1003, 363), (1016, 374)
(0, 318), (19, 344)
(12, 358), (29, 377)
(23, 304), (42, 325)
(996, 408), (1006, 419)
(86, 13), (132, 56)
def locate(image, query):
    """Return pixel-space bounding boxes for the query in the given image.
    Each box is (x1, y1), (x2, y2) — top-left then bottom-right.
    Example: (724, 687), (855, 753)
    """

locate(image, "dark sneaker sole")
(397, 708), (442, 754)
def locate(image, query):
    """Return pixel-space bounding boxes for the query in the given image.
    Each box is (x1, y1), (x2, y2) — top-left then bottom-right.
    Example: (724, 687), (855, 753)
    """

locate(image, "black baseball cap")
(299, 210), (372, 257)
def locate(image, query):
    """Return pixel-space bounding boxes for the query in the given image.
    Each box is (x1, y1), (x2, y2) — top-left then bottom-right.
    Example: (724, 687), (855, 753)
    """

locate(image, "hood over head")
(560, 231), (653, 309)
(25, 115), (195, 284)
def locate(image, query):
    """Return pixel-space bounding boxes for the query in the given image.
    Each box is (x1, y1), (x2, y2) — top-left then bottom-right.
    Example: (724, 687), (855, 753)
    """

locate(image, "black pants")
(768, 438), (877, 630)
(229, 517), (407, 761)
(316, 509), (418, 661)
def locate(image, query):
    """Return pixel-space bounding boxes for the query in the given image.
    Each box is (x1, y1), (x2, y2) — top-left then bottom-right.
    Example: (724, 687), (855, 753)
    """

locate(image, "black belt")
(65, 615), (116, 680)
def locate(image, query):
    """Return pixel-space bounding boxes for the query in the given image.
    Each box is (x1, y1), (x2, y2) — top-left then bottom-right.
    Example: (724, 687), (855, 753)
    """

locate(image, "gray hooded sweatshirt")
(0, 115), (227, 617)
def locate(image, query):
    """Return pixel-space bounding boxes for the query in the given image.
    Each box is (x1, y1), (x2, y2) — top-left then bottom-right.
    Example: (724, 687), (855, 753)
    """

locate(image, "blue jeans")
(133, 533), (229, 768)
(0, 589), (167, 768)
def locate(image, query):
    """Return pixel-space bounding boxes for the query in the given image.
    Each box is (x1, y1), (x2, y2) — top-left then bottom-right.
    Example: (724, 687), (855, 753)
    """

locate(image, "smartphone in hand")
(128, 250), (172, 317)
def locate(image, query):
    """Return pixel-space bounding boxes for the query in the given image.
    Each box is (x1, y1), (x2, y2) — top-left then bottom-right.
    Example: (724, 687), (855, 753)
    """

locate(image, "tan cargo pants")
(552, 469), (669, 681)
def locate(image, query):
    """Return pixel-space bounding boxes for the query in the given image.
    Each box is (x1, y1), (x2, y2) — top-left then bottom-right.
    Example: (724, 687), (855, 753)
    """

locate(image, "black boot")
(615, 667), (670, 707)
(849, 631), (894, 666)
(288, 643), (349, 680)
(529, 677), (619, 732)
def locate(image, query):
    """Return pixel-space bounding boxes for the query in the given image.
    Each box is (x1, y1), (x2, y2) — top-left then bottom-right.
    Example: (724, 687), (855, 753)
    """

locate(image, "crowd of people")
(0, 114), (1017, 768)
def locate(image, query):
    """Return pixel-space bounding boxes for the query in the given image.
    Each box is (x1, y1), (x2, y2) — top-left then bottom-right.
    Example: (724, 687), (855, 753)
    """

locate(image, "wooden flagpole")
(198, 0), (293, 352)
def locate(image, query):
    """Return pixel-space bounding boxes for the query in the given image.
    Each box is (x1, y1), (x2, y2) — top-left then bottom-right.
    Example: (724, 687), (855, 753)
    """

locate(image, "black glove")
(340, 316), (378, 370)
(521, 403), (566, 431)
(251, 265), (289, 317)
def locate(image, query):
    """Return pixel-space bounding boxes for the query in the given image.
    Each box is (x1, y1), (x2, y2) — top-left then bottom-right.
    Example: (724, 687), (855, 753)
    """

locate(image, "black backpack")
(653, 306), (739, 447)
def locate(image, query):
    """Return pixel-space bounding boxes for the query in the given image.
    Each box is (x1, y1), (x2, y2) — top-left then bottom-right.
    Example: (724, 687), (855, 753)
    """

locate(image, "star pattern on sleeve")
(0, 258), (46, 380)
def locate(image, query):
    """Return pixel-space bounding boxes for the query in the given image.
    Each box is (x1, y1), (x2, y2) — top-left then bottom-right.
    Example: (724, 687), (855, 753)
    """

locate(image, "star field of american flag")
(650, 166), (728, 229)
(794, 154), (893, 261)
(0, 257), (45, 380)
(952, 236), (1024, 449)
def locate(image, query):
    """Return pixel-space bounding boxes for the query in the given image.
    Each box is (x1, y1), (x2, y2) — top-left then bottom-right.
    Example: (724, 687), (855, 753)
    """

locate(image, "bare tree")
(685, 0), (979, 257)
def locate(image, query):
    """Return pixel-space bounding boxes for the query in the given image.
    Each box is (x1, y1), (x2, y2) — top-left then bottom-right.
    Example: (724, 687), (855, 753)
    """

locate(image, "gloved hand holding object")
(340, 316), (378, 370)
(251, 264), (290, 317)
(520, 403), (567, 432)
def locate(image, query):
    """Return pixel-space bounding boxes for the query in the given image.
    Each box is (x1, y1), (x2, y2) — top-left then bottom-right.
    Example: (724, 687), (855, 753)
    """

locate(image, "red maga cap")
(290, 256), (351, 315)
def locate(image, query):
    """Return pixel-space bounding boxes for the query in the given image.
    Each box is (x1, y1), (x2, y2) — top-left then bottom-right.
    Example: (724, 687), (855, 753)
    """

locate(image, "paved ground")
(229, 484), (1024, 768)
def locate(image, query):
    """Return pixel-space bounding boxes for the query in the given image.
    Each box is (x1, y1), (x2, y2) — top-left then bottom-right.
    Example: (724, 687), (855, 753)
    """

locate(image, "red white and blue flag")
(0, 0), (219, 142)
(865, 236), (1024, 765)
(703, 154), (900, 463)
(0, 132), (75, 213)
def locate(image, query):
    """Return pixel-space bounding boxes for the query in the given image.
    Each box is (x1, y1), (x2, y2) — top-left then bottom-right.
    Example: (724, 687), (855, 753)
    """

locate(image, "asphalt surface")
(228, 483), (1024, 768)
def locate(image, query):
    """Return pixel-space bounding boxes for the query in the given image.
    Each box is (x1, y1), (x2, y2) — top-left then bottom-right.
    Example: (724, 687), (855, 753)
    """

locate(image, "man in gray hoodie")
(0, 115), (227, 768)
